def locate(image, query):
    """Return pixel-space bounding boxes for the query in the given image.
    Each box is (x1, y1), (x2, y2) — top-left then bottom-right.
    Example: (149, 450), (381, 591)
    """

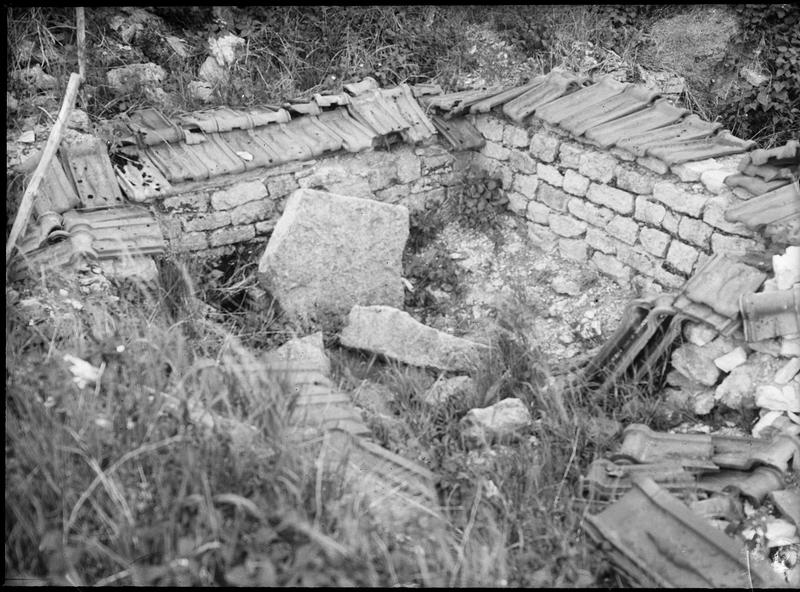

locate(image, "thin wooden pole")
(6, 72), (82, 265)
(76, 7), (86, 81)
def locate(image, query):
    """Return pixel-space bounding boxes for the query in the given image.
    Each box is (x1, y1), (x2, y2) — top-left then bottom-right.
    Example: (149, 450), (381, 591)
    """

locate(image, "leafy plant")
(719, 3), (800, 146)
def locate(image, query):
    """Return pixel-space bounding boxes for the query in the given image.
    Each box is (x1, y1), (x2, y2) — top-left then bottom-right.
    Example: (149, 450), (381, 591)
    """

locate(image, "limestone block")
(502, 124), (529, 148)
(538, 183), (570, 212)
(183, 211), (231, 232)
(715, 353), (786, 409)
(230, 199), (273, 226)
(700, 169), (731, 194)
(340, 305), (485, 372)
(172, 231), (208, 252)
(559, 238), (588, 261)
(563, 169), (590, 196)
(209, 224), (255, 247)
(474, 115), (504, 142)
(678, 216), (713, 248)
(211, 179), (268, 210)
(615, 164), (656, 195)
(526, 201), (551, 225)
(567, 197), (615, 227)
(684, 322), (718, 347)
(703, 195), (755, 237)
(666, 239), (699, 275)
(482, 141), (511, 161)
(527, 222), (558, 252)
(537, 163), (563, 187)
(634, 195), (667, 226)
(755, 383), (800, 413)
(558, 141), (583, 168)
(460, 398), (532, 447)
(163, 192), (209, 212)
(671, 158), (720, 183)
(509, 149), (537, 174)
(638, 227), (671, 258)
(586, 183), (634, 215)
(672, 343), (721, 386)
(258, 189), (408, 319)
(585, 227), (617, 254)
(710, 232), (760, 255)
(713, 346), (748, 373)
(652, 182), (706, 217)
(266, 174), (299, 198)
(529, 132), (560, 163)
(607, 215), (639, 245)
(774, 357), (800, 384)
(579, 151), (617, 184)
(513, 173), (539, 198)
(263, 332), (331, 386)
(592, 251), (631, 282)
(549, 213), (587, 238)
(506, 191), (528, 216)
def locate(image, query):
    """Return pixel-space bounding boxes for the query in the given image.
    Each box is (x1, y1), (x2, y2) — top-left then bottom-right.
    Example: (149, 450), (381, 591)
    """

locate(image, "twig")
(76, 8), (86, 82)
(5, 71), (81, 265)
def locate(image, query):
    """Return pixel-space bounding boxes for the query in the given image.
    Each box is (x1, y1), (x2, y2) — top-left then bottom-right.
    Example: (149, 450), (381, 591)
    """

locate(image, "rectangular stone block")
(537, 163), (563, 187)
(183, 211), (231, 232)
(616, 244), (664, 281)
(585, 227), (617, 254)
(710, 232), (761, 255)
(367, 163), (399, 191)
(592, 251), (631, 283)
(395, 150), (422, 183)
(579, 151), (617, 184)
(607, 215), (639, 245)
(526, 200), (551, 225)
(549, 213), (587, 238)
(563, 169), (590, 196)
(211, 179), (268, 210)
(482, 141), (511, 161)
(671, 158), (720, 182)
(502, 124), (529, 148)
(567, 197), (615, 227)
(663, 210), (679, 234)
(230, 199), (274, 226)
(615, 164), (656, 195)
(474, 114), (504, 142)
(610, 147), (636, 162)
(162, 192), (209, 212)
(538, 183), (570, 212)
(678, 216), (714, 248)
(639, 227), (671, 257)
(158, 216), (182, 240)
(558, 141), (583, 168)
(558, 238), (588, 261)
(586, 183), (634, 215)
(512, 173), (539, 198)
(266, 174), (299, 198)
(529, 132), (560, 162)
(209, 224), (256, 248)
(652, 181), (706, 218)
(634, 195), (667, 226)
(420, 150), (454, 174)
(509, 149), (537, 174)
(507, 191), (528, 216)
(527, 222), (558, 252)
(172, 231), (208, 252)
(666, 239), (700, 275)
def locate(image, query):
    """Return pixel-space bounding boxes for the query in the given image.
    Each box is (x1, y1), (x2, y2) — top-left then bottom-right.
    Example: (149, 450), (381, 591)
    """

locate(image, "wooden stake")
(76, 7), (86, 82)
(6, 72), (82, 265)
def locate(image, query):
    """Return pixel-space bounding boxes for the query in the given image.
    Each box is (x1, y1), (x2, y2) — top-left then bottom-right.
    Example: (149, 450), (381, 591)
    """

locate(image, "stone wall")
(154, 141), (468, 259)
(466, 113), (767, 291)
(153, 109), (767, 293)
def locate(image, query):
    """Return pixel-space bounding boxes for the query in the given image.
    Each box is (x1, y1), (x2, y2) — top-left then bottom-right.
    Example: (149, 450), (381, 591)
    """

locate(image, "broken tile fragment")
(775, 358), (800, 385)
(714, 346), (748, 373)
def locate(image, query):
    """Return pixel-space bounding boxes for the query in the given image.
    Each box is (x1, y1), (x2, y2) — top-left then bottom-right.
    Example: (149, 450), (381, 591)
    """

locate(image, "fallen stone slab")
(340, 305), (486, 372)
(460, 397), (532, 448)
(258, 189), (409, 320)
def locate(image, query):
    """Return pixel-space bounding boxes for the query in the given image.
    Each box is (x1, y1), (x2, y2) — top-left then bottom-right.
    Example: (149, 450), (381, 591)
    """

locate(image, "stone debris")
(671, 343), (721, 387)
(460, 397), (532, 448)
(713, 346), (747, 372)
(340, 305), (486, 372)
(107, 63), (166, 95)
(423, 375), (477, 406)
(258, 189), (409, 320)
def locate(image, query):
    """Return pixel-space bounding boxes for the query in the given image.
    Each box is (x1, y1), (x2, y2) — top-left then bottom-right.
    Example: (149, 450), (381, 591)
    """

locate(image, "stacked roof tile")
(16, 69), (782, 277)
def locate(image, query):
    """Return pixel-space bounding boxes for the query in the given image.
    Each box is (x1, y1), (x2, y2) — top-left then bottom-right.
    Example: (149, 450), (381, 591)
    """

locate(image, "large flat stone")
(340, 305), (486, 372)
(258, 188), (409, 319)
